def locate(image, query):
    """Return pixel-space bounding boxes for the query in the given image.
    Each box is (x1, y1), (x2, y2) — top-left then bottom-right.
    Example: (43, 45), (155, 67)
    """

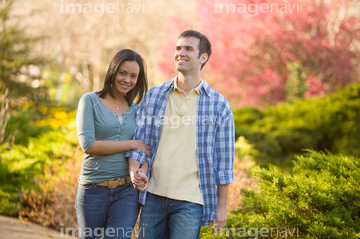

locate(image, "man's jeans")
(75, 182), (140, 239)
(138, 192), (203, 239)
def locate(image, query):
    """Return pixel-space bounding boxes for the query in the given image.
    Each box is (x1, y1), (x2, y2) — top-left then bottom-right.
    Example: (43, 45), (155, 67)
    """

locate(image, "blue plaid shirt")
(125, 77), (235, 225)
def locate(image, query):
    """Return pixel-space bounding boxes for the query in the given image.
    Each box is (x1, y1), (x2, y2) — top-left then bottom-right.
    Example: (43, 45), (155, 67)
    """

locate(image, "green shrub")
(19, 149), (81, 230)
(233, 83), (360, 168)
(5, 108), (51, 146)
(235, 136), (259, 162)
(0, 188), (20, 215)
(200, 150), (360, 238)
(0, 128), (78, 216)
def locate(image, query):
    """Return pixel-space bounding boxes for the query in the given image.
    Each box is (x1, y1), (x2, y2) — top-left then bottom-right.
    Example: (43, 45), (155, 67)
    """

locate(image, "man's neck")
(176, 73), (202, 95)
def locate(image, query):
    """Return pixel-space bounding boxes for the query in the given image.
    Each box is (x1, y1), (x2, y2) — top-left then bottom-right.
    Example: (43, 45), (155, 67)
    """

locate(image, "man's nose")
(178, 48), (186, 55)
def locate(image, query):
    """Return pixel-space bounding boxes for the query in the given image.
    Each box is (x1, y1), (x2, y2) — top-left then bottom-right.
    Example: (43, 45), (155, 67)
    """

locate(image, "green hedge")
(200, 150), (360, 238)
(233, 84), (360, 168)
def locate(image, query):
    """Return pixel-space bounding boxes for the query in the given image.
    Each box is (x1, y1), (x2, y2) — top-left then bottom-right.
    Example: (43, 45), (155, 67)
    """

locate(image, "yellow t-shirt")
(147, 79), (204, 205)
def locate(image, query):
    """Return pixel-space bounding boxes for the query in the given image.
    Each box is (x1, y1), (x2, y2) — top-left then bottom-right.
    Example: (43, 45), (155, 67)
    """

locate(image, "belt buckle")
(107, 180), (117, 189)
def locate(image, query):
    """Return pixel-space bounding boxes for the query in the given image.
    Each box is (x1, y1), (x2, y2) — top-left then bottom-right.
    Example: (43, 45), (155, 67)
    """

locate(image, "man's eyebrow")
(176, 45), (194, 49)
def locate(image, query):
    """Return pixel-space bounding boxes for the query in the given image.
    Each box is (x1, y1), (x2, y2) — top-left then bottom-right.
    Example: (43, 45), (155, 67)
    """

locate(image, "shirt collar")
(165, 76), (210, 97)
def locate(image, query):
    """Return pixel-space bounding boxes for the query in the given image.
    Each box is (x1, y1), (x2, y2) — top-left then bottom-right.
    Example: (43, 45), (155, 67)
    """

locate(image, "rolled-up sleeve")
(76, 94), (96, 152)
(213, 106), (235, 185)
(125, 93), (148, 164)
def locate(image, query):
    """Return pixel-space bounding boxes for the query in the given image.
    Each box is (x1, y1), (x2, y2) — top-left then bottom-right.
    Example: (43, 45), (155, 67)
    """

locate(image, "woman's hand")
(133, 140), (151, 156)
(132, 169), (148, 192)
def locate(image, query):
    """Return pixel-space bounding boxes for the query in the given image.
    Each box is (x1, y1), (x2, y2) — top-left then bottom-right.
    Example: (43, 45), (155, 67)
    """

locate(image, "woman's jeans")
(75, 182), (140, 239)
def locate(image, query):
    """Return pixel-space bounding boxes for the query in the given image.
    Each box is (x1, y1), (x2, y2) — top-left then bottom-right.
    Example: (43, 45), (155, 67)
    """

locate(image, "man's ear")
(200, 53), (208, 64)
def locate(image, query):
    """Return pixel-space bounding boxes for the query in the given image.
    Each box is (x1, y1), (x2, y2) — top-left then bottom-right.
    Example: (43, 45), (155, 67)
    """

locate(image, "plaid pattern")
(125, 77), (235, 225)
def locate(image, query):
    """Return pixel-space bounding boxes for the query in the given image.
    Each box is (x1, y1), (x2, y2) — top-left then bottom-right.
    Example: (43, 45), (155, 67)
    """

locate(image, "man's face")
(174, 37), (203, 74)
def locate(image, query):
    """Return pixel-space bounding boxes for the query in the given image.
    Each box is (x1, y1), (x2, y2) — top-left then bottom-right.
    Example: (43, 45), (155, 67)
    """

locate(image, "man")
(126, 30), (234, 239)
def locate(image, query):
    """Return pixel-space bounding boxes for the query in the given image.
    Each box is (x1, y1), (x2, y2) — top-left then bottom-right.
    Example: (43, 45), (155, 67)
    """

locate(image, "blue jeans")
(138, 192), (203, 239)
(75, 182), (140, 239)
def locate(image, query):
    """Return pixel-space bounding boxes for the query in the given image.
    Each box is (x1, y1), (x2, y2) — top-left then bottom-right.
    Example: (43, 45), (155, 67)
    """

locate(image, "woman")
(75, 49), (149, 239)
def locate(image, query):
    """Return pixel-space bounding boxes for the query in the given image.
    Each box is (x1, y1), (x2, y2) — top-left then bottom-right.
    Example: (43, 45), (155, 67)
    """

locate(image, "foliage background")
(1, 0), (360, 238)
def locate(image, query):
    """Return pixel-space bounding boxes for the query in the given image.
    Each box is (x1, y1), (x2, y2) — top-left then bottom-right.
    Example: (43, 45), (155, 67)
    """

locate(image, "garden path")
(0, 215), (74, 239)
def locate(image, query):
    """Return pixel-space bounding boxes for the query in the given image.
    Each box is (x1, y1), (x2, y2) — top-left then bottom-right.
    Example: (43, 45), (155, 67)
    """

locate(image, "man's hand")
(208, 207), (227, 233)
(209, 184), (229, 233)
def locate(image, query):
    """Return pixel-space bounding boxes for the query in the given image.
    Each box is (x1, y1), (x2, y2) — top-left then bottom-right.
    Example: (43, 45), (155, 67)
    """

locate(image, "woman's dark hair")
(98, 49), (148, 106)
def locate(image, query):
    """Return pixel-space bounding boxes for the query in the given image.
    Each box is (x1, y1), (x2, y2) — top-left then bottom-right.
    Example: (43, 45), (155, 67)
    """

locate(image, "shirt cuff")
(125, 150), (146, 164)
(214, 169), (234, 185)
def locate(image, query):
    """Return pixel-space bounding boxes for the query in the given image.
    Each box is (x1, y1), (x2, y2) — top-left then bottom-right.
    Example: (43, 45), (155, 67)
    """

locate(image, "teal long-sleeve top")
(76, 92), (137, 185)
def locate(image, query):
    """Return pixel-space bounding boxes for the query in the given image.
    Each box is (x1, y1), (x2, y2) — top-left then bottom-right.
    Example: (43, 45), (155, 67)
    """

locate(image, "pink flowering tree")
(158, 0), (360, 107)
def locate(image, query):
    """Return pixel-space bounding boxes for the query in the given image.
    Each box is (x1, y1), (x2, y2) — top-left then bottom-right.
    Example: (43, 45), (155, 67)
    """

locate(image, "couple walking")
(75, 30), (235, 239)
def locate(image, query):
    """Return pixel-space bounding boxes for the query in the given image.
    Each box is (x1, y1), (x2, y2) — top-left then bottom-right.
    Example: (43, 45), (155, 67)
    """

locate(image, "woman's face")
(112, 60), (139, 96)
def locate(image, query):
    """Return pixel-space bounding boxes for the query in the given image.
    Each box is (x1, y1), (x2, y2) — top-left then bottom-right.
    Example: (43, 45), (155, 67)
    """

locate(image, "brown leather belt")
(93, 176), (131, 188)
